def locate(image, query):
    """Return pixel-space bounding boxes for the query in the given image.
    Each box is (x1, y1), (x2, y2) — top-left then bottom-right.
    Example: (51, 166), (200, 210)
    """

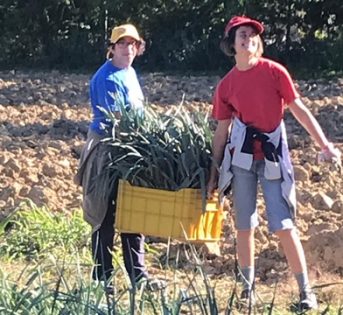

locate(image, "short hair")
(220, 25), (264, 58)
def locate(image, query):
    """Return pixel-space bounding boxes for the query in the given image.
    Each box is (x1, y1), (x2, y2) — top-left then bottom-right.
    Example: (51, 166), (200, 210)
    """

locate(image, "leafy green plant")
(102, 103), (213, 206)
(0, 201), (91, 260)
(0, 242), (225, 315)
(0, 259), (119, 315)
(0, 236), (342, 314)
(0, 191), (341, 313)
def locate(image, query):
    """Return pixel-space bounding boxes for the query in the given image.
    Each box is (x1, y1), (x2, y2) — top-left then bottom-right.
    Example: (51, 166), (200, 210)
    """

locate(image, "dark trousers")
(91, 200), (147, 283)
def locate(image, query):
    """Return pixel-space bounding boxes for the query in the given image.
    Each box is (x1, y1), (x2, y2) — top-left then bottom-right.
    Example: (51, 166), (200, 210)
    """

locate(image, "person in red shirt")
(207, 15), (341, 310)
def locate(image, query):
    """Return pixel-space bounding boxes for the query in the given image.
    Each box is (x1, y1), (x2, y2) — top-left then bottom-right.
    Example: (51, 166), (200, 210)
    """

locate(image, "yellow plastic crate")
(115, 180), (223, 241)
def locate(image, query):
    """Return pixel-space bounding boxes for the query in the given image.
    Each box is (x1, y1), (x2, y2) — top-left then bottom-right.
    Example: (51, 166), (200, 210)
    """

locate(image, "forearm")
(210, 137), (226, 180)
(209, 119), (231, 181)
(288, 99), (329, 149)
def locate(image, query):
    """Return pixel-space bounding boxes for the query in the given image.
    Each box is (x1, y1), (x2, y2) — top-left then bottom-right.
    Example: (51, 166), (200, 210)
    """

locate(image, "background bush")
(0, 0), (342, 75)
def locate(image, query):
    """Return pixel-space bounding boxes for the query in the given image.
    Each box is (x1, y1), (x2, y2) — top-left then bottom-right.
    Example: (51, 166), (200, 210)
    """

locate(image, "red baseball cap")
(224, 16), (264, 36)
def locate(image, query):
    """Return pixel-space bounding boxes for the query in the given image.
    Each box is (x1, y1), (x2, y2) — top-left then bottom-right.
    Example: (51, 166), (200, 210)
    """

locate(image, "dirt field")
(0, 71), (342, 305)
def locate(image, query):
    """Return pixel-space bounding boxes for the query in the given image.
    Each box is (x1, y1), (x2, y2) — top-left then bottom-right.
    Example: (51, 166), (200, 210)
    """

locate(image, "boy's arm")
(207, 119), (232, 198)
(288, 98), (340, 160)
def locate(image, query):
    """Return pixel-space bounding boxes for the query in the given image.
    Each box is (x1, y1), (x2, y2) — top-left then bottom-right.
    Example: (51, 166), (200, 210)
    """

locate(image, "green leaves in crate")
(103, 104), (213, 199)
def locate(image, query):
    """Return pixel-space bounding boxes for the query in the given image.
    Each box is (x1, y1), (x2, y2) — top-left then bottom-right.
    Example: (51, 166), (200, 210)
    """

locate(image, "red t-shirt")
(212, 57), (299, 158)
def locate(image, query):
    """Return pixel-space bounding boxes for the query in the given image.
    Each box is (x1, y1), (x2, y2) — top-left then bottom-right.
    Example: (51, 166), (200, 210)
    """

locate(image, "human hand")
(207, 178), (218, 200)
(318, 143), (341, 163)
(317, 143), (342, 173)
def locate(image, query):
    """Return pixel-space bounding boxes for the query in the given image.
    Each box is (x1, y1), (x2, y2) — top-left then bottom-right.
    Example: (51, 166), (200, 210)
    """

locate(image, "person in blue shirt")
(89, 25), (145, 135)
(75, 23), (148, 293)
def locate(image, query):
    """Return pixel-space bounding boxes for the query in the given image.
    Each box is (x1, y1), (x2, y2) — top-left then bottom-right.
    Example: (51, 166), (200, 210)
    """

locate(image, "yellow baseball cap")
(110, 24), (142, 43)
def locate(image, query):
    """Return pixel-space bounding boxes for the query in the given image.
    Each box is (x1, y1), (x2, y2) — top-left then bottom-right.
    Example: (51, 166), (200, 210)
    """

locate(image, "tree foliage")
(0, 0), (342, 74)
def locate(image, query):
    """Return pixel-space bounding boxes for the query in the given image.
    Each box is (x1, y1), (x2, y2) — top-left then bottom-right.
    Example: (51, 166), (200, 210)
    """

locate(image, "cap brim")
(117, 33), (141, 42)
(111, 32), (141, 44)
(226, 20), (264, 36)
(245, 21), (264, 34)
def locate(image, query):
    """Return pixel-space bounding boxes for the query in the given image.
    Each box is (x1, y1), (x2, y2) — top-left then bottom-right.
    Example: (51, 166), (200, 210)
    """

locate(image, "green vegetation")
(0, 201), (91, 260)
(0, 0), (342, 76)
(102, 104), (212, 203)
(0, 202), (342, 314)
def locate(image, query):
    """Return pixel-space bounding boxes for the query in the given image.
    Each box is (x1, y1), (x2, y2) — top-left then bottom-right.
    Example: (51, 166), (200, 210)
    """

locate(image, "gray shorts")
(231, 161), (294, 233)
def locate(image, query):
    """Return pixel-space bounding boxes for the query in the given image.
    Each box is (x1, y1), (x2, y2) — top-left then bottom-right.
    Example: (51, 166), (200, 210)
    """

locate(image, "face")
(110, 36), (139, 68)
(234, 25), (259, 57)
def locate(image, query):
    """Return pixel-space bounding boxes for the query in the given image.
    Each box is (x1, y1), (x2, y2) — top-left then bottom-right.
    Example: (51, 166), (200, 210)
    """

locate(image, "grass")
(0, 200), (91, 260)
(0, 201), (342, 314)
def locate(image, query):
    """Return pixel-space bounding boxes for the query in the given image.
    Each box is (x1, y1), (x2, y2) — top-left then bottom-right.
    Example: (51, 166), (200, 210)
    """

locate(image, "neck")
(235, 55), (259, 71)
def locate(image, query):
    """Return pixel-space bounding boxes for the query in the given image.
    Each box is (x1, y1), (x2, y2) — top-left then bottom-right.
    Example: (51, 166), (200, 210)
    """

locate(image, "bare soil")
(0, 70), (342, 309)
